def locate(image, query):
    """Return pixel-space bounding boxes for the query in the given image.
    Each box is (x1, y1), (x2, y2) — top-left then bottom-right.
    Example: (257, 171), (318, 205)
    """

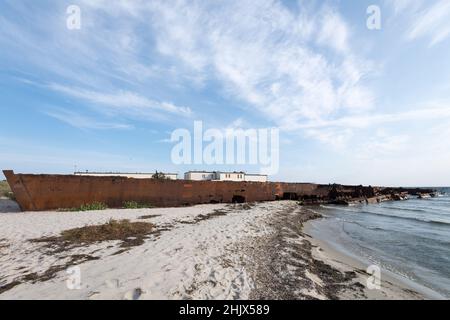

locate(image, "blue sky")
(1, 0), (450, 186)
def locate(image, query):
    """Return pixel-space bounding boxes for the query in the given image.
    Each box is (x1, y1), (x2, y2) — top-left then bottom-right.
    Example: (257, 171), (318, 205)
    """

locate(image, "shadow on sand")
(0, 198), (21, 213)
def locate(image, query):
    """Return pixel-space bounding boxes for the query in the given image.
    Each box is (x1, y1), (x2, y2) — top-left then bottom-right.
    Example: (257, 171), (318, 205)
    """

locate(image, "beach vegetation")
(123, 201), (154, 209)
(0, 180), (15, 200)
(78, 202), (108, 211)
(31, 219), (155, 248)
(59, 219), (154, 244)
(152, 171), (170, 180)
(59, 202), (109, 212)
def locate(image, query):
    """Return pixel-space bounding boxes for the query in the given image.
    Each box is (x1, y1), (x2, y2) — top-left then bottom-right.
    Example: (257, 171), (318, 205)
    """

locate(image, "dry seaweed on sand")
(31, 219), (157, 250)
(242, 205), (364, 300)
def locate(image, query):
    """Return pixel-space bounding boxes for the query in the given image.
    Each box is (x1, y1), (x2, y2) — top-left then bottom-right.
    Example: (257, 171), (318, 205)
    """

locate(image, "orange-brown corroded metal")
(3, 170), (340, 211)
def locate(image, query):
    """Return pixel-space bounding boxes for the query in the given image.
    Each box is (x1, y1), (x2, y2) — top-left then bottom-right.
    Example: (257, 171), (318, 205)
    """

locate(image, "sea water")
(308, 188), (450, 298)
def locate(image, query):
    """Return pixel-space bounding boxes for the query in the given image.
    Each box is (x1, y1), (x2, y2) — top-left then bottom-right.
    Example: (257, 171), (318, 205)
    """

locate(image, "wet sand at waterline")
(0, 200), (424, 299)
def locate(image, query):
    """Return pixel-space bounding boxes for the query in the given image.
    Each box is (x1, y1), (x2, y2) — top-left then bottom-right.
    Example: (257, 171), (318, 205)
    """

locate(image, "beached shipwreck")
(3, 170), (434, 212)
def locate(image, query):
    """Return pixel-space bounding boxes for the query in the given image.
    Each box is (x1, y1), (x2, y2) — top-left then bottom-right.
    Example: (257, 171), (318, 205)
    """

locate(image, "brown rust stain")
(5, 170), (414, 212)
(3, 170), (331, 211)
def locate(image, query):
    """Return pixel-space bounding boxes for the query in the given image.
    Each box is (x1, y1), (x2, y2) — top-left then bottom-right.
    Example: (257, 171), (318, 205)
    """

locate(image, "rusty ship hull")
(3, 170), (432, 212)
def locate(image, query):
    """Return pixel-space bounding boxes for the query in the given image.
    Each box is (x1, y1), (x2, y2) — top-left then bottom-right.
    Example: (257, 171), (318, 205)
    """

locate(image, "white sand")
(0, 202), (278, 300)
(0, 201), (428, 300)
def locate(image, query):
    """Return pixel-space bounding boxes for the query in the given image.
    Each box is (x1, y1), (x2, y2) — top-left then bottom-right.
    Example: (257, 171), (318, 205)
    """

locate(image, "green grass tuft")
(0, 180), (14, 200)
(123, 201), (154, 209)
(59, 202), (109, 212)
(79, 202), (108, 211)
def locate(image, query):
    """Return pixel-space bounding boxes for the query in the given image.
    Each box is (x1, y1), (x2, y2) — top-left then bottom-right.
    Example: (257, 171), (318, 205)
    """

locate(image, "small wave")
(381, 205), (450, 216)
(433, 198), (450, 203)
(343, 220), (385, 231)
(320, 205), (360, 212)
(361, 210), (450, 227)
(381, 206), (427, 213)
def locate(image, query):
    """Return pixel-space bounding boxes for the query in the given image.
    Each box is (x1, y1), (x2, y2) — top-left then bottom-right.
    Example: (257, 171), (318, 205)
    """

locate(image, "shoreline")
(242, 202), (432, 300)
(303, 218), (445, 300)
(0, 200), (445, 300)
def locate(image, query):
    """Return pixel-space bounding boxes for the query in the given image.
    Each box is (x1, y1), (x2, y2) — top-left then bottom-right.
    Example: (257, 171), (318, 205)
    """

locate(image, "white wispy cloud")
(407, 0), (450, 46)
(386, 0), (450, 46)
(387, 0), (424, 15)
(1, 0), (450, 184)
(47, 84), (192, 118)
(296, 104), (450, 129)
(304, 128), (353, 151)
(143, 0), (375, 133)
(356, 131), (410, 160)
(44, 108), (132, 130)
(317, 8), (350, 53)
(1, 0), (374, 142)
(0, 1), (193, 125)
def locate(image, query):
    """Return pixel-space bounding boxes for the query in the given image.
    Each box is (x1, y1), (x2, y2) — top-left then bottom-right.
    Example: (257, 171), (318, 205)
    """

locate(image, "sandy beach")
(303, 221), (443, 300)
(0, 199), (424, 300)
